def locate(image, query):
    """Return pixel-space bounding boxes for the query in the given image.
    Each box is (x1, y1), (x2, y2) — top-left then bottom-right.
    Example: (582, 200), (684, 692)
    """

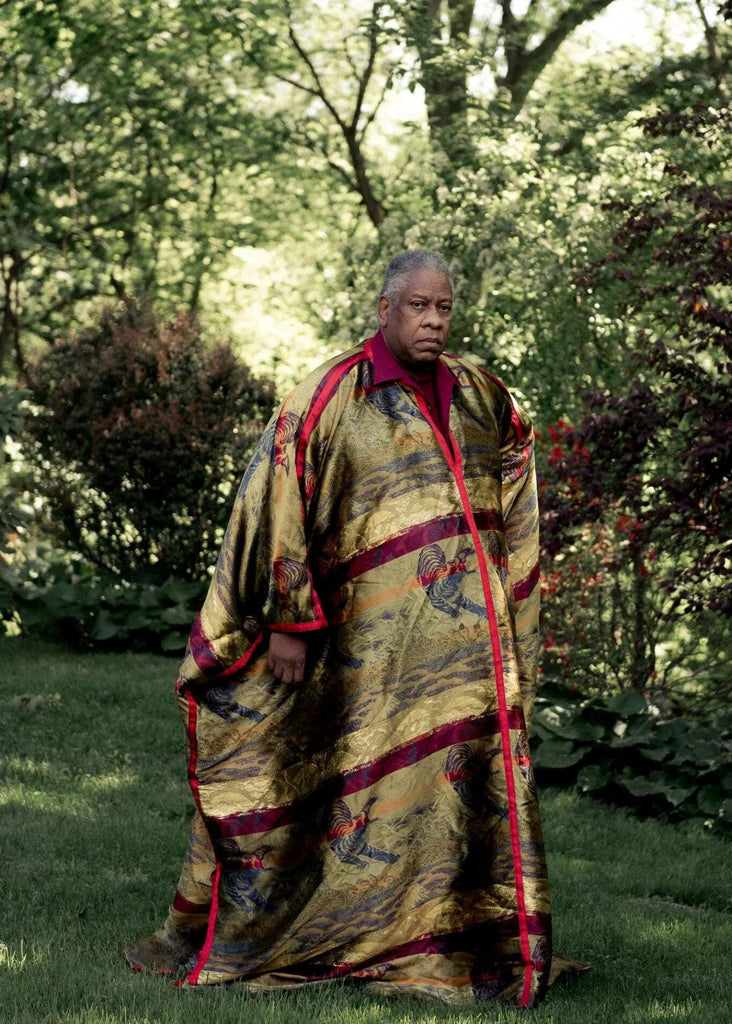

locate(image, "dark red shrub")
(24, 301), (275, 581)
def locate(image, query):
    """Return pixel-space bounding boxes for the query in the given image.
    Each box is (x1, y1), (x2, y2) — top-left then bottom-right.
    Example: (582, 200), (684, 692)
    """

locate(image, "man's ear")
(377, 295), (389, 328)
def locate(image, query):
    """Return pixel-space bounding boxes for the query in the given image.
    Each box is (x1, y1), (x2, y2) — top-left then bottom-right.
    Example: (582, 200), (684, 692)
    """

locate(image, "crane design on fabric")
(197, 684), (266, 724)
(326, 797), (399, 869)
(369, 385), (416, 425)
(220, 841), (277, 915)
(445, 743), (508, 819)
(417, 543), (486, 618)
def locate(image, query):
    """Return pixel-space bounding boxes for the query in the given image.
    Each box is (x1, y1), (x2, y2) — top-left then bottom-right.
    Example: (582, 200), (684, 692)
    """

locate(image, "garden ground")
(1, 638), (730, 1024)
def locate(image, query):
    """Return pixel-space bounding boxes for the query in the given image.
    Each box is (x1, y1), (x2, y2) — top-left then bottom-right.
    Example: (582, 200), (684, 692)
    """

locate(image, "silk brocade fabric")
(144, 336), (561, 1006)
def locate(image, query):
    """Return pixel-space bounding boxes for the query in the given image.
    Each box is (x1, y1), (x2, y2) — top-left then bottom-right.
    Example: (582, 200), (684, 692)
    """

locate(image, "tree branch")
(351, 1), (382, 134)
(693, 0), (730, 105)
(278, 4), (386, 227)
(286, 18), (347, 131)
(500, 0), (617, 112)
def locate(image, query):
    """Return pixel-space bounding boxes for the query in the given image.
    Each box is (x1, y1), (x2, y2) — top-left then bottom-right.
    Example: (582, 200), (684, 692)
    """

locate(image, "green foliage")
(0, 0), (288, 368)
(532, 680), (732, 836)
(13, 566), (205, 655)
(538, 104), (732, 703)
(0, 383), (31, 553)
(23, 301), (275, 582)
(0, 383), (33, 623)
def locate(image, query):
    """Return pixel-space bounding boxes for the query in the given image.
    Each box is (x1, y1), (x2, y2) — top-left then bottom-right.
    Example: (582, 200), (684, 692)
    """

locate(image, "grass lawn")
(1, 637), (730, 1024)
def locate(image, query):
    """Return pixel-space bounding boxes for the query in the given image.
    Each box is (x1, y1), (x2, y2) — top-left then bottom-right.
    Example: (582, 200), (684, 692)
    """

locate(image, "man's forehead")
(402, 269), (453, 296)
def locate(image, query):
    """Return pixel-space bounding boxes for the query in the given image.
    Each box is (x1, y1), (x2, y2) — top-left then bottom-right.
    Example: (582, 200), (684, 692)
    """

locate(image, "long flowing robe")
(165, 335), (551, 1005)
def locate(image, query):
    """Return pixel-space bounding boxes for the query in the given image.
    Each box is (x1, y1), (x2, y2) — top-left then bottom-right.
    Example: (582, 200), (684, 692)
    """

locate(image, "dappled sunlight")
(0, 781), (96, 816)
(1, 755), (138, 792)
(631, 916), (717, 943)
(0, 939), (47, 973)
(207, 245), (336, 397)
(75, 771), (139, 794)
(0, 764), (140, 816)
(624, 999), (700, 1022)
(98, 866), (152, 887)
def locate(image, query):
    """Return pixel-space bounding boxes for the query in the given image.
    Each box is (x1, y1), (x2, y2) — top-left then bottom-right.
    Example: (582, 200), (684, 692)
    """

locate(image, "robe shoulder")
(441, 352), (532, 444)
(276, 343), (368, 420)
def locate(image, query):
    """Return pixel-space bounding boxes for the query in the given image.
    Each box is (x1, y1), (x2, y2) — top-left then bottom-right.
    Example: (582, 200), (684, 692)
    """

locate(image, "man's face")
(377, 269), (453, 371)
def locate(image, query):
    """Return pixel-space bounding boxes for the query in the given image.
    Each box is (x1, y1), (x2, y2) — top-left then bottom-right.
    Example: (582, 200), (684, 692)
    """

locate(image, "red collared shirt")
(368, 330), (456, 438)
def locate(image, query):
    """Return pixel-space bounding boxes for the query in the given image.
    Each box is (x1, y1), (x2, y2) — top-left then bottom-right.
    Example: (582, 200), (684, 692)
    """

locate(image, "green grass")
(1, 637), (730, 1024)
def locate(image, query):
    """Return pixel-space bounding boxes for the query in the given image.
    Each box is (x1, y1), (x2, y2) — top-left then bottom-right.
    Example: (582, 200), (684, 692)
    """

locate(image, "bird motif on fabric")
(417, 543), (485, 618)
(472, 969), (511, 1001)
(219, 841), (277, 916)
(531, 935), (551, 970)
(273, 412), (303, 475)
(303, 437), (329, 500)
(444, 743), (508, 819)
(514, 733), (537, 797)
(303, 460), (318, 499)
(326, 797), (399, 869)
(267, 557), (310, 613)
(370, 386), (415, 425)
(197, 684), (266, 725)
(236, 419), (277, 496)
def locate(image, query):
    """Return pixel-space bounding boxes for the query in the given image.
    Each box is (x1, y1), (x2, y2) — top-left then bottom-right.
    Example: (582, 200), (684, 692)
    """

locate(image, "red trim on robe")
(208, 707), (526, 840)
(413, 391), (534, 1006)
(513, 561), (540, 602)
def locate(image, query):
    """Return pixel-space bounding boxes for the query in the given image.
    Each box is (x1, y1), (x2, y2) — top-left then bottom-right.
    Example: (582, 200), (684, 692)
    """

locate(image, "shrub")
(1, 382), (32, 623)
(23, 302), (275, 582)
(531, 679), (732, 837)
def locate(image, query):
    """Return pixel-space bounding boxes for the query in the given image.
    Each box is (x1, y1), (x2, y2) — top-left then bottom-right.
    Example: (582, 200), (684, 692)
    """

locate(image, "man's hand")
(267, 631), (308, 684)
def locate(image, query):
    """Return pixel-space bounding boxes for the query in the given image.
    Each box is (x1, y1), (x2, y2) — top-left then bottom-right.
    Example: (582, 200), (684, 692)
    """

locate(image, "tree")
(0, 0), (286, 370)
(539, 103), (732, 703)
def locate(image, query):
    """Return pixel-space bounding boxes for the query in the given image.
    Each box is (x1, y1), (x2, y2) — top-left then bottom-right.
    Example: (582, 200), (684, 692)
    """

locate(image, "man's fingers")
(268, 632), (308, 684)
(267, 656), (305, 684)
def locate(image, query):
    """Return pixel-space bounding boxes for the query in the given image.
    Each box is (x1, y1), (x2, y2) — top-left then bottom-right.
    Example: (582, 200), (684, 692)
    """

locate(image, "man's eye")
(412, 301), (425, 310)
(439, 305), (452, 313)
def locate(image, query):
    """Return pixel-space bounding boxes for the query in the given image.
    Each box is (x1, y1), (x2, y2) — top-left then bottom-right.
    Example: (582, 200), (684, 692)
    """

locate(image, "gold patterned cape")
(163, 334), (552, 1005)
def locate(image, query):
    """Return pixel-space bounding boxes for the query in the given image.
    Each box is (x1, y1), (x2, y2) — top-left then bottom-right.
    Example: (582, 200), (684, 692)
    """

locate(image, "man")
(127, 250), (563, 1006)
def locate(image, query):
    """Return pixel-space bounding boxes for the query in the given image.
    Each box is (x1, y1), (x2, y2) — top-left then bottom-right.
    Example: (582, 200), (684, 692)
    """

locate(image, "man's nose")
(423, 306), (444, 327)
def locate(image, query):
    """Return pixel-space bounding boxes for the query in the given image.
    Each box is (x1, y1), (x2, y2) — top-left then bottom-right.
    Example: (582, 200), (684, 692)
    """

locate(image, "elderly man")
(127, 250), (561, 1006)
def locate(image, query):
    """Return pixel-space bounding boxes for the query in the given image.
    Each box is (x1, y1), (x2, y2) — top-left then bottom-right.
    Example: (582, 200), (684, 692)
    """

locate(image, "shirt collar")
(368, 330), (457, 398)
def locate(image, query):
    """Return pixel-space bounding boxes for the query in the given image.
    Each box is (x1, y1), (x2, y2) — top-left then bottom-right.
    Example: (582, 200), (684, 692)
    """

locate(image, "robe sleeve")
(257, 398), (330, 633)
(501, 396), (541, 731)
(176, 390), (329, 688)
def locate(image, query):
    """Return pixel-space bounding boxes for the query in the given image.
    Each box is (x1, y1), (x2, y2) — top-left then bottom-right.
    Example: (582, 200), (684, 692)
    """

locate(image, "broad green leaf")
(533, 738), (586, 769)
(618, 775), (668, 797)
(577, 765), (610, 792)
(160, 578), (203, 603)
(696, 785), (723, 816)
(664, 785), (696, 808)
(606, 690), (648, 717)
(161, 605), (194, 626)
(92, 610), (121, 640)
(161, 630), (188, 652)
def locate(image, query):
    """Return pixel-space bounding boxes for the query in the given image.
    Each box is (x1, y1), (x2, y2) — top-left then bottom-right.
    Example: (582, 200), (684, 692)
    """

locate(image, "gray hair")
(380, 250), (452, 305)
